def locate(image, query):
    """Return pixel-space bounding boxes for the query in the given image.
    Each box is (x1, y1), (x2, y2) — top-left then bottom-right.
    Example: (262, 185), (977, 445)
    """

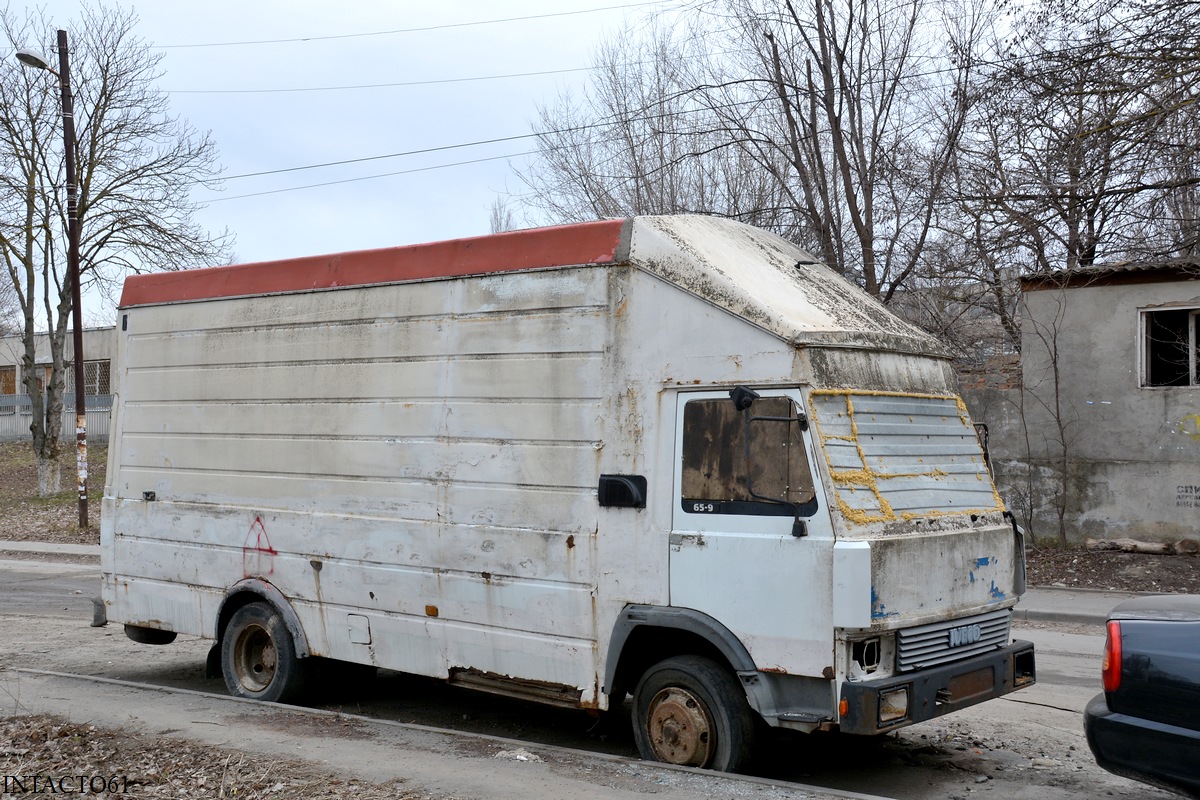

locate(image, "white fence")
(0, 394), (112, 442)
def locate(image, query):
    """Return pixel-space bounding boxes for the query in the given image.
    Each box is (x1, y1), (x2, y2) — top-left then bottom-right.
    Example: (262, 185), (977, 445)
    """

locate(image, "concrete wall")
(962, 275), (1200, 544)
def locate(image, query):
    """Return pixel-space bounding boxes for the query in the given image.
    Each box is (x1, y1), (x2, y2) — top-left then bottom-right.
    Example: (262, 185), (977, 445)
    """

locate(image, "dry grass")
(0, 441), (104, 543)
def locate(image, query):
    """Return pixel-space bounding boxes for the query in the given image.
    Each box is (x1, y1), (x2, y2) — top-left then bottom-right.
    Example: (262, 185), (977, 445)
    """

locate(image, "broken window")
(1143, 308), (1198, 387)
(680, 395), (817, 516)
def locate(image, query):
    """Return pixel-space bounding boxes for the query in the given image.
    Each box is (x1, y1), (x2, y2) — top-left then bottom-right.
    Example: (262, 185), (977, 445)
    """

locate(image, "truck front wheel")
(221, 602), (309, 703)
(632, 655), (756, 772)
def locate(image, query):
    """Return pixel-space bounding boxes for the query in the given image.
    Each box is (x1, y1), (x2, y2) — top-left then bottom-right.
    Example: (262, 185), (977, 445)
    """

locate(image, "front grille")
(896, 609), (1011, 672)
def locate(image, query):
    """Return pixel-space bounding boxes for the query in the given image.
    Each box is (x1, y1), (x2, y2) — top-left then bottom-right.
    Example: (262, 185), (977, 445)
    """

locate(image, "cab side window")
(680, 396), (816, 516)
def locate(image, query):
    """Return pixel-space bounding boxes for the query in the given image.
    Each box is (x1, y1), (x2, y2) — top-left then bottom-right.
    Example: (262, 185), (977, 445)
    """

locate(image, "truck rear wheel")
(632, 655), (756, 772)
(221, 602), (309, 703)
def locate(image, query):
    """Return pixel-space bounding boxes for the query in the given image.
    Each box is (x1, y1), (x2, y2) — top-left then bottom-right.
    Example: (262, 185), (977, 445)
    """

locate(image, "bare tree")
(0, 268), (17, 333)
(944, 0), (1200, 542)
(721, 0), (987, 299)
(488, 196), (517, 234)
(0, 4), (232, 496)
(519, 0), (992, 306)
(1019, 285), (1083, 544)
(517, 17), (793, 230)
(953, 0), (1200, 274)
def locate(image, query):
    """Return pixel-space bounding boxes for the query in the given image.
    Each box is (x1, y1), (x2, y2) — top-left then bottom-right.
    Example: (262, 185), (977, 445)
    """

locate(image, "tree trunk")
(36, 451), (62, 496)
(1086, 538), (1200, 556)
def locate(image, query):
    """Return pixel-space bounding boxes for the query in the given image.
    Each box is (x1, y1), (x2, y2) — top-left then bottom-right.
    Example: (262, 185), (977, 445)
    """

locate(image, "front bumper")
(838, 640), (1035, 735)
(1084, 693), (1200, 798)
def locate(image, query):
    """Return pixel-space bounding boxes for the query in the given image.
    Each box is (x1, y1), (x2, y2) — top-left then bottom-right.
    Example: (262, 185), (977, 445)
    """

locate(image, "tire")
(632, 655), (757, 772)
(221, 602), (309, 703)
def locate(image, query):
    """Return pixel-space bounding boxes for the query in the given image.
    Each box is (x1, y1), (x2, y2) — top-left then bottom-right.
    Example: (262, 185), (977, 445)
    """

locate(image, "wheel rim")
(645, 686), (716, 767)
(232, 621), (277, 694)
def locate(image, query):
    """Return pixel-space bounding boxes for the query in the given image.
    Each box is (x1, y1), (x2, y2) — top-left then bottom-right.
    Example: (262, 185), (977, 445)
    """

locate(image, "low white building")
(0, 325), (116, 441)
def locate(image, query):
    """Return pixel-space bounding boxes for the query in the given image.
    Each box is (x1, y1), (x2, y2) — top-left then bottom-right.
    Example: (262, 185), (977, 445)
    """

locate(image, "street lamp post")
(17, 30), (88, 529)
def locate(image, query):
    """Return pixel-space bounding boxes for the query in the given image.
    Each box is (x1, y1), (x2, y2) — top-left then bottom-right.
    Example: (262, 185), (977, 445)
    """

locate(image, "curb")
(1012, 608), (1106, 626)
(10, 668), (895, 800)
(0, 541), (100, 557)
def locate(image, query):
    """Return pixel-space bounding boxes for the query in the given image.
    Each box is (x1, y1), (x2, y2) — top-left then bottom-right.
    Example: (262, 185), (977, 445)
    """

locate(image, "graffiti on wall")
(242, 516), (277, 576)
(1178, 485), (1200, 509)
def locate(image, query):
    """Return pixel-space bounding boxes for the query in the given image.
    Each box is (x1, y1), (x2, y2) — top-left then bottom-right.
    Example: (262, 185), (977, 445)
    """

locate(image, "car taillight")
(1102, 620), (1121, 692)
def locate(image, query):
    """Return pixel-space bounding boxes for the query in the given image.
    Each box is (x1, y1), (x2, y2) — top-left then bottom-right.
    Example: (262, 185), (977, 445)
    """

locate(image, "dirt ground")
(0, 611), (1167, 800)
(3, 440), (1197, 593)
(0, 441), (106, 543)
(0, 715), (430, 800)
(1024, 544), (1200, 594)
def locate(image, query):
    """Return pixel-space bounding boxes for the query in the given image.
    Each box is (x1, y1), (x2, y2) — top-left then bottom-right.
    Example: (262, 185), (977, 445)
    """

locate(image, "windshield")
(807, 390), (1002, 526)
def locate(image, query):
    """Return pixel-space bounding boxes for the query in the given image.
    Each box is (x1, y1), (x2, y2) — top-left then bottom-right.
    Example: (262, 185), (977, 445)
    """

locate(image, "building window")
(1143, 308), (1198, 387)
(0, 365), (15, 414)
(65, 360), (111, 395)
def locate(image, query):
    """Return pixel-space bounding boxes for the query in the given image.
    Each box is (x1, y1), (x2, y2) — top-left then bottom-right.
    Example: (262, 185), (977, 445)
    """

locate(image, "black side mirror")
(730, 385), (760, 411)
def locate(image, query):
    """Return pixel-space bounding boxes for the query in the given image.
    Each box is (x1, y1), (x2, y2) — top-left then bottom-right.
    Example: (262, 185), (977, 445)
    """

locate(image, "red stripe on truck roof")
(119, 218), (628, 308)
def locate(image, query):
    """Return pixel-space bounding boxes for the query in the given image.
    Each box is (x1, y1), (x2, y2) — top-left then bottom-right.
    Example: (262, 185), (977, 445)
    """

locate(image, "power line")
(196, 7), (1200, 196)
(205, 95), (750, 195)
(215, 94), (756, 184)
(156, 2), (672, 49)
(203, 152), (533, 202)
(167, 66), (591, 95)
(221, 135), (545, 181)
(157, 19), (1163, 103)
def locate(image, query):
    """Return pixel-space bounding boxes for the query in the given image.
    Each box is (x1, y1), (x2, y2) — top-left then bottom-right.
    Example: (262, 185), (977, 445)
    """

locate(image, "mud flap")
(205, 643), (221, 680)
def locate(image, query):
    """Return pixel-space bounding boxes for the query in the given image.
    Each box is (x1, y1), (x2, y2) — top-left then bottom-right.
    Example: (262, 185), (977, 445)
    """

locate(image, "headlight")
(879, 686), (909, 724)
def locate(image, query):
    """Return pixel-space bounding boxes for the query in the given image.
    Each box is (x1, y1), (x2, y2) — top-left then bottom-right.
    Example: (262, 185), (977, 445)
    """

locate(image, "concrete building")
(964, 261), (1200, 544)
(0, 325), (116, 441)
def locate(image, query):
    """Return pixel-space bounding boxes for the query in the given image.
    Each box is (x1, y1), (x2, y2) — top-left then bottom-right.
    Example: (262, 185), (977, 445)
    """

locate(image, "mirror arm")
(738, 397), (809, 538)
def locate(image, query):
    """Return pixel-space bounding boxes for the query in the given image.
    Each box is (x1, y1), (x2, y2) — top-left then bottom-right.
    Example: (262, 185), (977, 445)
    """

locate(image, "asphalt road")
(0, 558), (99, 617)
(0, 558), (1173, 800)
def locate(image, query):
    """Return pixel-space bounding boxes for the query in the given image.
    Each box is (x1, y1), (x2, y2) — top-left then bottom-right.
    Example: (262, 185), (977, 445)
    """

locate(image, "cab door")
(669, 388), (835, 676)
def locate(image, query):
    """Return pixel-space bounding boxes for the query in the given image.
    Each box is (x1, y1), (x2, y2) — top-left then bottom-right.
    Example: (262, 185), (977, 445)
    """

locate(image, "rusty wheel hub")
(233, 622), (277, 693)
(646, 686), (715, 767)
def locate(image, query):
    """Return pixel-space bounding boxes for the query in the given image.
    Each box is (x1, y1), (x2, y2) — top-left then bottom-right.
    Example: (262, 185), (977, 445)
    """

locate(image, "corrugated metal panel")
(107, 267), (610, 685)
(896, 608), (1011, 671)
(808, 391), (1002, 525)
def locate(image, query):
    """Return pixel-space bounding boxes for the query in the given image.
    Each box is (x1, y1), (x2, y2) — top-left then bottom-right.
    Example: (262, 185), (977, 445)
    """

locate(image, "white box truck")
(101, 215), (1034, 772)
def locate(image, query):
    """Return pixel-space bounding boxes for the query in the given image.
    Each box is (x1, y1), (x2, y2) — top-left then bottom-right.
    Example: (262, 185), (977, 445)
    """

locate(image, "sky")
(16, 0), (676, 322)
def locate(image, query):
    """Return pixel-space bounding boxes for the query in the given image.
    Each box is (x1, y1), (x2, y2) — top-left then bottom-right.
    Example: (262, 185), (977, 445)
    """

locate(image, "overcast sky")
(19, 1), (674, 320)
